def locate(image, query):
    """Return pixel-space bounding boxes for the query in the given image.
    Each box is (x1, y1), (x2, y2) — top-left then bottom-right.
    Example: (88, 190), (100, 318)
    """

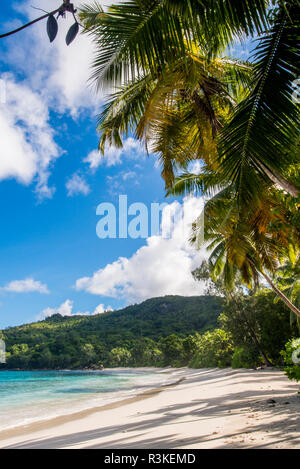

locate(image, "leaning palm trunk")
(218, 7), (299, 203)
(238, 307), (273, 366)
(256, 162), (299, 198)
(228, 293), (273, 366)
(259, 269), (300, 318)
(246, 258), (300, 316)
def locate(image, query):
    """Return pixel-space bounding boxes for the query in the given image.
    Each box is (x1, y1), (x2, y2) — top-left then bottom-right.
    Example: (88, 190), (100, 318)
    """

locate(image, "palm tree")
(80, 0), (299, 313)
(80, 0), (298, 195)
(97, 52), (252, 187)
(275, 254), (300, 326)
(173, 177), (300, 316)
(218, 3), (300, 200)
(80, 0), (269, 87)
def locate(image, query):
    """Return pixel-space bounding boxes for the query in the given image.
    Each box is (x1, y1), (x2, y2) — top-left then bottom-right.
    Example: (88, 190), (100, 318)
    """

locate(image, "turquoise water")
(0, 370), (171, 431)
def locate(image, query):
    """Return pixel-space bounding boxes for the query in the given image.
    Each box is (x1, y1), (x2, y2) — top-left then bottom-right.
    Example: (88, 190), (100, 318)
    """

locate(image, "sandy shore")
(0, 368), (299, 449)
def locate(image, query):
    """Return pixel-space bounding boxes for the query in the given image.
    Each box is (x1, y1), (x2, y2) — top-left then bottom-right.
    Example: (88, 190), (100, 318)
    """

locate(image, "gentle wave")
(0, 369), (176, 431)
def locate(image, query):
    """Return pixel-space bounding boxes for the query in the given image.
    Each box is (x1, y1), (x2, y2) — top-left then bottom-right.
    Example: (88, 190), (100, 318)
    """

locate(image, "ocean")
(0, 369), (174, 431)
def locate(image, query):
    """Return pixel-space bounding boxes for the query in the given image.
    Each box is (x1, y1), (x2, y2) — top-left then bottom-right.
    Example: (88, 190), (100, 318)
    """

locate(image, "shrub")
(231, 347), (263, 369)
(280, 338), (300, 382)
(109, 347), (132, 367)
(189, 329), (233, 368)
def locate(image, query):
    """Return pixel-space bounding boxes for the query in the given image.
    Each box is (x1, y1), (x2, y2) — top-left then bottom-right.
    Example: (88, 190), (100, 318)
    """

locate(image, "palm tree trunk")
(247, 258), (300, 317)
(260, 270), (300, 318)
(256, 161), (299, 198)
(248, 258), (300, 318)
(230, 294), (273, 366)
(239, 309), (273, 367)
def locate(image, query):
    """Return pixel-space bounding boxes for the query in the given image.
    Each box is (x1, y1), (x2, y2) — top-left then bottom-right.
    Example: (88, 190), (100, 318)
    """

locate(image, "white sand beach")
(0, 368), (299, 449)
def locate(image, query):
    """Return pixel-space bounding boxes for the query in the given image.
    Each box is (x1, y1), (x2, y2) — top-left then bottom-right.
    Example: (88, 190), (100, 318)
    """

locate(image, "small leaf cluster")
(47, 3), (79, 45)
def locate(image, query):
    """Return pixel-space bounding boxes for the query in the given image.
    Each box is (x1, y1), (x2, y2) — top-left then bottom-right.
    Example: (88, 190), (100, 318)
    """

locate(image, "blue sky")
(0, 1), (253, 329)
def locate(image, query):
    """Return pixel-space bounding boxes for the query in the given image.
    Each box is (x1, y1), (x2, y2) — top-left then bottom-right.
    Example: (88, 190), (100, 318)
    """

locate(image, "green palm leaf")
(80, 0), (268, 88)
(218, 5), (300, 199)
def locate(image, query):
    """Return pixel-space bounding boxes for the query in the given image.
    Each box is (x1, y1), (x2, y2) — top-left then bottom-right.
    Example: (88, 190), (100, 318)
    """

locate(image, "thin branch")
(31, 6), (50, 15)
(0, 7), (62, 39)
(72, 12), (83, 28)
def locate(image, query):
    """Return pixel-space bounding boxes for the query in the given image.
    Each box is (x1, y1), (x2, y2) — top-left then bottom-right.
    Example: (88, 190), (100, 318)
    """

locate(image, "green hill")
(1, 295), (223, 369)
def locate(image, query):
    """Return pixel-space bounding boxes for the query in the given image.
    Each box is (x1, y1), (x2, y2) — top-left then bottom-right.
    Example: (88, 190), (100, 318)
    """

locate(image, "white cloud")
(0, 2), (139, 196)
(94, 303), (113, 314)
(76, 197), (208, 302)
(66, 173), (90, 196)
(93, 303), (105, 314)
(122, 171), (137, 181)
(7, 1), (114, 116)
(1, 277), (49, 294)
(37, 299), (113, 320)
(189, 160), (203, 174)
(38, 299), (73, 320)
(105, 169), (138, 196)
(84, 138), (146, 169)
(0, 1), (114, 195)
(84, 149), (102, 170)
(0, 74), (61, 198)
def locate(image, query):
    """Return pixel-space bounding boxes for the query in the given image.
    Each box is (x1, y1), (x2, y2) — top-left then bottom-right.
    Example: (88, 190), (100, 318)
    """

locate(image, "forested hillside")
(1, 296), (222, 369)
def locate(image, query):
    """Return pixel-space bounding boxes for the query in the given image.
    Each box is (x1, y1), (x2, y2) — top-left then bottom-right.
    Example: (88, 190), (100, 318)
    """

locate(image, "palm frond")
(168, 169), (226, 197)
(218, 5), (300, 200)
(97, 73), (154, 152)
(80, 0), (269, 88)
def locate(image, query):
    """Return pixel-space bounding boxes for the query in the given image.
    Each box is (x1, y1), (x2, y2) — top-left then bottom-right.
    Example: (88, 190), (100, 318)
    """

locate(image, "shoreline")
(0, 368), (299, 449)
(0, 371), (185, 440)
(0, 367), (167, 372)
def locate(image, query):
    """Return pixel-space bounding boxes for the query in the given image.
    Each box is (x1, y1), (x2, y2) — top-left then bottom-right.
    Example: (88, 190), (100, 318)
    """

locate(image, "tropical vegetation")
(1, 293), (298, 372)
(1, 296), (221, 369)
(0, 1), (298, 387)
(80, 0), (300, 320)
(281, 338), (300, 382)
